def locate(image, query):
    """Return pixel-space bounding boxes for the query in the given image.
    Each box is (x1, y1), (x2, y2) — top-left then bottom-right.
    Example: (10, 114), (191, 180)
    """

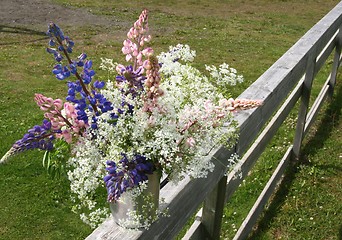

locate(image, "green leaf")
(42, 150), (50, 168)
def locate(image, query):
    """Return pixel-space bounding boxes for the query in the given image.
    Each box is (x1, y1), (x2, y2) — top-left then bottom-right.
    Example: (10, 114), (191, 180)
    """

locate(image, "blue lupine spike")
(68, 40), (75, 47)
(78, 53), (87, 60)
(56, 73), (66, 80)
(52, 67), (62, 75)
(68, 88), (75, 96)
(66, 95), (76, 102)
(88, 70), (95, 76)
(54, 53), (63, 62)
(49, 39), (56, 46)
(94, 81), (105, 89)
(9, 120), (55, 154)
(104, 153), (154, 201)
(85, 60), (92, 69)
(46, 47), (56, 54)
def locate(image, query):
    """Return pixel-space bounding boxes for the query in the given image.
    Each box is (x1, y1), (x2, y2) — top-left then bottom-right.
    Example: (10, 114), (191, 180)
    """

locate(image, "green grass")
(220, 82), (342, 240)
(0, 1), (341, 239)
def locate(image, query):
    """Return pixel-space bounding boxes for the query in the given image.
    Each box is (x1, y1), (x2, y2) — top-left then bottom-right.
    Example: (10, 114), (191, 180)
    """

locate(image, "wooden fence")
(86, 2), (342, 239)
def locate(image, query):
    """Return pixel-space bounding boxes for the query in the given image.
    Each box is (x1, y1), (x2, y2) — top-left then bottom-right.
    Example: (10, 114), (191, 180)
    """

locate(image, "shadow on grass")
(0, 25), (48, 45)
(248, 79), (342, 239)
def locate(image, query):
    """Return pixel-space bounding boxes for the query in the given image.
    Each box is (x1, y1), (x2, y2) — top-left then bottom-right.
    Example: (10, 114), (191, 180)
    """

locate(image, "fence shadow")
(248, 79), (342, 239)
(0, 25), (48, 45)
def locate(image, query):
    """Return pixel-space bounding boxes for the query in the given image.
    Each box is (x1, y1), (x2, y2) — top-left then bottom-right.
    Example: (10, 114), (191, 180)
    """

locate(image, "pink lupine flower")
(51, 119), (64, 130)
(122, 9), (152, 70)
(61, 129), (72, 143)
(185, 137), (196, 147)
(64, 102), (77, 119)
(217, 98), (263, 112)
(35, 94), (63, 112)
(231, 98), (263, 111)
(218, 98), (236, 111)
(115, 64), (127, 78)
(142, 47), (153, 57)
(122, 40), (132, 54)
(72, 126), (80, 133)
(44, 112), (54, 119)
(143, 55), (164, 113)
(34, 93), (87, 143)
(180, 119), (198, 134)
(125, 54), (132, 62)
(204, 100), (214, 113)
(35, 94), (53, 111)
(53, 99), (63, 110)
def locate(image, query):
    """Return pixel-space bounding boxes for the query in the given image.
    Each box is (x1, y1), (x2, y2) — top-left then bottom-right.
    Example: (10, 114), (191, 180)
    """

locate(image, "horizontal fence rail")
(86, 2), (342, 239)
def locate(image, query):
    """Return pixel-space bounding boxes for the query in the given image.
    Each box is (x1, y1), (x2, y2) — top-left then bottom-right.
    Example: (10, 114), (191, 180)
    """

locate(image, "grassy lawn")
(0, 1), (340, 239)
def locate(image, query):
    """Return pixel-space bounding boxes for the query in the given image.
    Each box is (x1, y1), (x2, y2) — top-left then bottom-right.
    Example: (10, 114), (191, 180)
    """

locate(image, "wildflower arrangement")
(1, 10), (261, 228)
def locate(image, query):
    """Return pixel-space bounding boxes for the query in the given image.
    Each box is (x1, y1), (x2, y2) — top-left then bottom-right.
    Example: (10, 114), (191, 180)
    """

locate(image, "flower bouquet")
(1, 10), (261, 228)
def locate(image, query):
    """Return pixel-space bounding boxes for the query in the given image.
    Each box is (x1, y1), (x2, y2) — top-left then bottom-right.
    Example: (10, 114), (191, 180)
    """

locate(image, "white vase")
(109, 171), (161, 228)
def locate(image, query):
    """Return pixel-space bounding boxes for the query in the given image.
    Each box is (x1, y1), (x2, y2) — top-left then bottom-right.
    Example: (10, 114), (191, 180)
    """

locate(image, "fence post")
(201, 175), (227, 239)
(293, 53), (317, 159)
(329, 27), (342, 97)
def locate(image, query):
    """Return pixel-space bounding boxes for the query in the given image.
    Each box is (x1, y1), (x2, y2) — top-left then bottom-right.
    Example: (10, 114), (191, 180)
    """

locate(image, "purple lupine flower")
(46, 23), (77, 79)
(47, 23), (75, 54)
(65, 37), (74, 53)
(48, 39), (55, 47)
(103, 153), (154, 202)
(76, 53), (87, 66)
(45, 23), (115, 122)
(10, 119), (56, 155)
(116, 65), (146, 96)
(53, 65), (71, 80)
(93, 81), (105, 89)
(69, 63), (77, 74)
(47, 23), (65, 41)
(46, 48), (63, 62)
(114, 65), (146, 116)
(81, 60), (95, 84)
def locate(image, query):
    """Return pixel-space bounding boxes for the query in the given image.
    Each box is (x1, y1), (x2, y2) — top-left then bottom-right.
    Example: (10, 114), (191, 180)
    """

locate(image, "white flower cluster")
(99, 58), (117, 72)
(67, 137), (110, 225)
(205, 63), (244, 87)
(80, 207), (110, 229)
(66, 44), (243, 227)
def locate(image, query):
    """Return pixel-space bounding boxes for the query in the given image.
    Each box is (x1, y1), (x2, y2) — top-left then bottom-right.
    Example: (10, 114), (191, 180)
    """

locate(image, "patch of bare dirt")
(0, 0), (132, 45)
(0, 0), (119, 28)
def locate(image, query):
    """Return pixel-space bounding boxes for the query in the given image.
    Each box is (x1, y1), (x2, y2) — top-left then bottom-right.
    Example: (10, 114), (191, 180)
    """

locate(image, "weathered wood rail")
(87, 2), (342, 239)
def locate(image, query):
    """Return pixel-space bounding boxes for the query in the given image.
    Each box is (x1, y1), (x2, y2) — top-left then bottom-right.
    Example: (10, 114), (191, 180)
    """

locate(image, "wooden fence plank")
(292, 54), (317, 159)
(202, 175), (228, 239)
(182, 210), (205, 240)
(233, 147), (293, 240)
(225, 76), (303, 201)
(316, 30), (339, 73)
(304, 81), (330, 136)
(329, 27), (342, 96)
